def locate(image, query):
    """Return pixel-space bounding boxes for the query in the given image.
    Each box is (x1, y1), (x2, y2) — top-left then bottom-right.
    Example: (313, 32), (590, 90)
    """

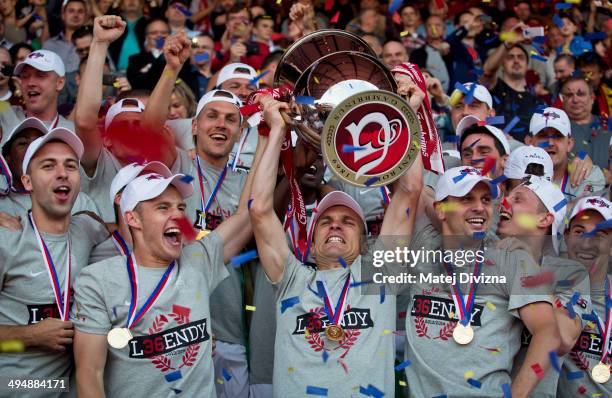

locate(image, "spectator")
(217, 6), (269, 71)
(8, 42), (33, 65)
(409, 14), (451, 93)
(514, 1), (532, 23)
(189, 33), (214, 98)
(557, 14), (592, 57)
(252, 15), (280, 53)
(396, 5), (425, 55)
(552, 54), (575, 98)
(560, 76), (610, 169)
(0, 12), (13, 48)
(0, 46), (11, 101)
(17, 0), (50, 46)
(526, 106), (605, 201)
(483, 43), (544, 142)
(382, 40), (408, 69)
(0, 0), (26, 44)
(361, 33), (382, 58)
(165, 0), (197, 38)
(108, 0), (148, 71)
(346, 5), (385, 41)
(446, 11), (486, 88)
(189, 0), (216, 34)
(258, 50), (282, 89)
(210, 0), (238, 41)
(576, 52), (611, 129)
(168, 79), (196, 120)
(72, 25), (94, 61)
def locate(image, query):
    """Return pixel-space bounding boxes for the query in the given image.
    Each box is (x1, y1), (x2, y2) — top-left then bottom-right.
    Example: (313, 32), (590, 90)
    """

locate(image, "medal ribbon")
(316, 275), (351, 326)
(442, 257), (483, 326)
(195, 155), (228, 213)
(111, 230), (130, 257)
(231, 126), (252, 171)
(560, 172), (569, 197)
(125, 254), (176, 329)
(28, 211), (71, 321)
(592, 276), (612, 364)
(0, 154), (11, 195)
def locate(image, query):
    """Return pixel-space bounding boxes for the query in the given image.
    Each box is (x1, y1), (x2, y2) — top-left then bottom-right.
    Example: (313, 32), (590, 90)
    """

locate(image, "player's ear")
(125, 210), (142, 230)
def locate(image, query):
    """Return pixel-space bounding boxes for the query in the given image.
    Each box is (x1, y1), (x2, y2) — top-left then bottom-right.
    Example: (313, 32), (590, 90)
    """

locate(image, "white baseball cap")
(22, 128), (84, 174)
(217, 63), (258, 88)
(454, 82), (493, 109)
(529, 107), (571, 137)
(104, 98), (146, 132)
(109, 161), (172, 204)
(519, 175), (567, 252)
(504, 145), (553, 181)
(569, 196), (612, 223)
(195, 89), (242, 117)
(311, 191), (367, 233)
(14, 50), (65, 77)
(120, 173), (194, 214)
(434, 166), (493, 202)
(2, 117), (47, 156)
(456, 115), (511, 155)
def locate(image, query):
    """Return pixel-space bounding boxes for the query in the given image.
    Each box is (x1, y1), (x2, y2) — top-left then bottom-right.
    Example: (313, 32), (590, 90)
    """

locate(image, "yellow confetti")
(437, 202), (460, 213)
(500, 31), (519, 43)
(515, 213), (539, 230)
(449, 311), (455, 319)
(305, 329), (310, 337)
(399, 380), (407, 387)
(196, 230), (210, 240)
(0, 340), (24, 352)
(448, 89), (464, 106)
(378, 351), (386, 358)
(313, 76), (320, 84)
(565, 0), (581, 3)
(288, 367), (294, 373)
(400, 31), (409, 37)
(464, 370), (475, 380)
(113, 81), (121, 88)
(245, 305), (256, 311)
(195, 292), (202, 301)
(217, 378), (224, 385)
(276, 0), (282, 4)
(486, 302), (496, 311)
(586, 321), (595, 330)
(581, 215), (590, 220)
(381, 329), (393, 336)
(564, 218), (569, 225)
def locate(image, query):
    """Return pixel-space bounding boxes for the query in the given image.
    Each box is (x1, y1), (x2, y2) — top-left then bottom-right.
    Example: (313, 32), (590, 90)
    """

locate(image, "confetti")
(400, 31), (409, 37)
(230, 250), (258, 266)
(473, 231), (486, 239)
(464, 81), (476, 103)
(194, 52), (210, 63)
(250, 70), (270, 86)
(338, 359), (349, 373)
(521, 270), (555, 287)
(365, 176), (380, 186)
(173, 3), (192, 16)
(437, 202), (459, 213)
(448, 89), (464, 107)
(216, 378), (224, 384)
(388, 0), (404, 14)
(566, 371), (585, 380)
(531, 54), (548, 62)
(296, 95), (315, 105)
(577, 385), (587, 394)
(553, 15), (564, 28)
(180, 175), (194, 183)
(306, 386), (328, 396)
(537, 142), (550, 148)
(501, 383), (512, 397)
(324, 0), (334, 11)
(0, 340), (24, 352)
(330, 11), (340, 24)
(515, 213), (538, 229)
(395, 360), (412, 371)
(486, 116), (505, 125)
(553, 198), (567, 212)
(464, 370), (475, 379)
(281, 296), (300, 313)
(222, 368), (232, 381)
(486, 302), (496, 310)
(245, 305), (256, 311)
(248, 199), (253, 210)
(155, 37), (165, 49)
(531, 363), (545, 380)
(500, 31), (519, 43)
(467, 378), (482, 388)
(342, 145), (366, 153)
(176, 216), (198, 241)
(555, 3), (573, 8)
(359, 384), (384, 398)
(322, 351), (329, 363)
(550, 351), (562, 372)
(503, 116), (520, 134)
(399, 380), (407, 387)
(288, 367), (295, 373)
(380, 285), (385, 303)
(338, 257), (348, 268)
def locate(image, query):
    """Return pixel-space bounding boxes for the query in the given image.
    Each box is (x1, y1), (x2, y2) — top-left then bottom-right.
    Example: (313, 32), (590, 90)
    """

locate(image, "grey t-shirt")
(0, 214), (108, 395)
(71, 232), (228, 398)
(272, 252), (397, 397)
(570, 122), (610, 170)
(554, 166), (606, 203)
(0, 106), (74, 147)
(558, 275), (612, 398)
(0, 191), (100, 218)
(80, 148), (196, 222)
(228, 126), (258, 172)
(510, 255), (591, 398)
(403, 223), (553, 397)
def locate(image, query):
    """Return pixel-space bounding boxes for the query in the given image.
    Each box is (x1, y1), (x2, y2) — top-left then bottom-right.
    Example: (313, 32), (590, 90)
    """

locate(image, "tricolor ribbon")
(591, 276), (612, 365)
(442, 254), (483, 326)
(28, 211), (71, 321)
(286, 201), (318, 262)
(231, 126), (252, 171)
(195, 155), (228, 213)
(0, 154), (12, 195)
(391, 62), (445, 175)
(316, 275), (351, 327)
(111, 230), (130, 257)
(125, 253), (176, 329)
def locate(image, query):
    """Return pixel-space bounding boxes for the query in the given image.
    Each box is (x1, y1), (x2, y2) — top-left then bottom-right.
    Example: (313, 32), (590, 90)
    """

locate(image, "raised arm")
(248, 96), (291, 283)
(512, 302), (561, 398)
(74, 331), (107, 398)
(380, 154), (423, 236)
(74, 16), (126, 175)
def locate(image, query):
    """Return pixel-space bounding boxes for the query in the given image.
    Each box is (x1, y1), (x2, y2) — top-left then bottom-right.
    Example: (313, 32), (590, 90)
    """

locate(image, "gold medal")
(452, 323), (474, 345)
(325, 325), (344, 341)
(107, 327), (133, 349)
(591, 362), (611, 384)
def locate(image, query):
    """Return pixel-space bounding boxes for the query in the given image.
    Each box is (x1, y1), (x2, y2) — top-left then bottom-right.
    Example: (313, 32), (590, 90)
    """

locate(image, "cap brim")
(14, 60), (55, 76)
(435, 176), (492, 202)
(109, 161), (173, 204)
(2, 117), (47, 154)
(456, 115), (481, 137)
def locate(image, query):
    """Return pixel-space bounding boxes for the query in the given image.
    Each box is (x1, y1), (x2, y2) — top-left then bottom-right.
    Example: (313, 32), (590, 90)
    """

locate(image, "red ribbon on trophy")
(391, 62), (445, 175)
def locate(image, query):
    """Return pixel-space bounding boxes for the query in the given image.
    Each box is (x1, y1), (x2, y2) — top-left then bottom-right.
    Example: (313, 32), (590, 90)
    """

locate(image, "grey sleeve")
(71, 266), (111, 335)
(196, 231), (229, 292)
(274, 253), (313, 302)
(505, 249), (554, 317)
(165, 118), (195, 151)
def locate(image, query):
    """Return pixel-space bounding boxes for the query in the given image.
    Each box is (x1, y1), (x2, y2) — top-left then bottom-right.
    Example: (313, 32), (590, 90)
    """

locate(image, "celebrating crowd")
(0, 0), (611, 397)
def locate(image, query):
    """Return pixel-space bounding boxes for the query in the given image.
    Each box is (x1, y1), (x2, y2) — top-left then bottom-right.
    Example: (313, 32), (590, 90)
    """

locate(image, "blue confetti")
(248, 199), (253, 209)
(306, 386), (328, 396)
(473, 231), (486, 239)
(501, 383), (512, 398)
(467, 378), (482, 388)
(530, 54), (548, 63)
(165, 370), (183, 382)
(533, 104), (547, 114)
(493, 96), (501, 105)
(553, 198), (568, 212)
(230, 250), (258, 266)
(180, 175), (194, 183)
(468, 138), (481, 148)
(171, 388), (182, 394)
(453, 173), (468, 183)
(174, 3), (192, 16)
(281, 296), (300, 313)
(555, 3), (572, 9)
(472, 67), (484, 77)
(350, 280), (372, 288)
(250, 70), (270, 85)
(432, 395), (448, 398)
(549, 351), (561, 373)
(155, 37), (165, 49)
(565, 299), (577, 319)
(365, 176), (380, 186)
(194, 53), (210, 63)
(503, 116), (520, 134)
(577, 150), (587, 160)
(359, 384), (384, 398)
(464, 83), (476, 105)
(490, 175), (508, 185)
(533, 36), (545, 44)
(454, 82), (469, 94)
(596, 219), (612, 231)
(322, 351), (329, 363)
(537, 142), (550, 148)
(553, 14), (564, 28)
(342, 145), (366, 153)
(296, 95), (315, 105)
(380, 285), (385, 304)
(584, 32), (607, 41)
(486, 116), (505, 125)
(446, 135), (460, 143)
(222, 368), (232, 381)
(395, 360), (412, 371)
(388, 0), (404, 14)
(338, 257), (348, 268)
(566, 371), (584, 380)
